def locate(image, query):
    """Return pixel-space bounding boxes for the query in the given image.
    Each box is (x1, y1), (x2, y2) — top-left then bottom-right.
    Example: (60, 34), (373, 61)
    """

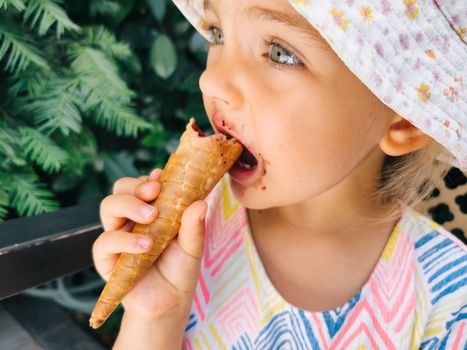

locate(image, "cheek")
(202, 95), (214, 123)
(258, 96), (376, 186)
(259, 119), (331, 184)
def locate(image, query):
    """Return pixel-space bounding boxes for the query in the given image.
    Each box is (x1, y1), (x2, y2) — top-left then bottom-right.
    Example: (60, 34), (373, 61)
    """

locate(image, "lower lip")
(228, 162), (260, 183)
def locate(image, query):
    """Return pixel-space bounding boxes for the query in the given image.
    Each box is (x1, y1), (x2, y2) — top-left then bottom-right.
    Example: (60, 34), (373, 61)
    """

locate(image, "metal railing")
(0, 202), (102, 303)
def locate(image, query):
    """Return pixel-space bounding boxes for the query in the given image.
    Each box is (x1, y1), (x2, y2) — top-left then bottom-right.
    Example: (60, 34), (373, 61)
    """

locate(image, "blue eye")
(266, 40), (304, 69)
(207, 26), (224, 45)
(204, 25), (304, 70)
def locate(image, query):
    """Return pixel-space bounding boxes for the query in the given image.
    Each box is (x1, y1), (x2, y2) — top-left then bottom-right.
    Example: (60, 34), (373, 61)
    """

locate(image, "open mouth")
(196, 115), (264, 185)
(218, 130), (258, 170)
(189, 118), (258, 170)
(235, 146), (258, 170)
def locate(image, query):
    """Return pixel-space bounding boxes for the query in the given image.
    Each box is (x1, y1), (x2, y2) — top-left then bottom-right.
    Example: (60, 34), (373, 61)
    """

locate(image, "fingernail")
(137, 237), (152, 250)
(140, 205), (155, 218)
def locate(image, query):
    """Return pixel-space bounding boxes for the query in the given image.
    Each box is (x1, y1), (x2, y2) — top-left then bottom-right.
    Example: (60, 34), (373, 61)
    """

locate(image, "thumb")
(177, 200), (208, 259)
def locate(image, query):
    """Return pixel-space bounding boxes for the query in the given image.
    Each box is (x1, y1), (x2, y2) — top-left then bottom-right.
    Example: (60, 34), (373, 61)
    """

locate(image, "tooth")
(237, 161), (252, 169)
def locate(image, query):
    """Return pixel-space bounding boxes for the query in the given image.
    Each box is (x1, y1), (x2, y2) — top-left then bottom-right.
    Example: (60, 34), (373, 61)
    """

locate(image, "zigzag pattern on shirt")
(183, 174), (466, 349)
(255, 309), (317, 349)
(212, 287), (260, 344)
(192, 177), (246, 322)
(369, 226), (415, 331)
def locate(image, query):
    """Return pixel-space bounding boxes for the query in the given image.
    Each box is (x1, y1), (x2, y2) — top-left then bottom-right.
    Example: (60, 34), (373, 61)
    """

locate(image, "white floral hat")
(171, 0), (467, 171)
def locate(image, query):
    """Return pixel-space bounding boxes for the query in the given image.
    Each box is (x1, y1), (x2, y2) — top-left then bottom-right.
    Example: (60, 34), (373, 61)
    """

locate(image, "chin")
(229, 179), (265, 209)
(229, 178), (285, 210)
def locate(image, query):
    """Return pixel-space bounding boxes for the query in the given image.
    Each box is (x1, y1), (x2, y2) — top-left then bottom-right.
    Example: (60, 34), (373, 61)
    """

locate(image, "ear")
(379, 115), (432, 156)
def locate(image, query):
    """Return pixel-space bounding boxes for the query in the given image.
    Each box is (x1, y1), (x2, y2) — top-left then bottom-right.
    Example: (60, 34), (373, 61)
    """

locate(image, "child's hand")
(92, 168), (207, 321)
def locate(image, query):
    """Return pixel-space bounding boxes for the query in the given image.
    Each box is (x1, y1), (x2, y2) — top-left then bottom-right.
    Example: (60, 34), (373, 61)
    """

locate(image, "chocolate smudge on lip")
(214, 115), (269, 190)
(249, 152), (268, 190)
(258, 153), (269, 176)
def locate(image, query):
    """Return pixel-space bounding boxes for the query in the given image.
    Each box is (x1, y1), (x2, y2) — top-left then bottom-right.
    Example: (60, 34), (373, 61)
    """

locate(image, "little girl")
(92, 0), (466, 348)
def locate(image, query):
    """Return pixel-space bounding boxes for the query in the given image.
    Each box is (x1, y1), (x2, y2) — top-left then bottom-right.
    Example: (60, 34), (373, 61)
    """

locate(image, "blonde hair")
(371, 139), (453, 224)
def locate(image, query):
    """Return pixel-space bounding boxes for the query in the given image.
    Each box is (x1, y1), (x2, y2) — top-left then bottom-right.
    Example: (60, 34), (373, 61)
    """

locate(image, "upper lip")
(211, 111), (260, 165)
(212, 113), (247, 149)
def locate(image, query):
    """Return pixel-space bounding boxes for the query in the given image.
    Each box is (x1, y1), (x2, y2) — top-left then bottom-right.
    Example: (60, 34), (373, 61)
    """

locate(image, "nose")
(198, 46), (244, 107)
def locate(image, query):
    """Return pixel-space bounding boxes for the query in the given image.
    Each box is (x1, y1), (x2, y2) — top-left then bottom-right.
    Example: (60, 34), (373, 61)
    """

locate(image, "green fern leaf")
(10, 173), (59, 216)
(81, 85), (152, 137)
(0, 17), (49, 73)
(19, 127), (69, 173)
(0, 189), (9, 221)
(59, 125), (97, 177)
(8, 66), (54, 97)
(24, 0), (80, 38)
(0, 123), (27, 168)
(70, 47), (150, 136)
(94, 103), (152, 138)
(82, 26), (142, 74)
(82, 26), (132, 62)
(71, 47), (134, 104)
(20, 79), (82, 136)
(0, 173), (9, 221)
(89, 0), (121, 17)
(0, 0), (26, 11)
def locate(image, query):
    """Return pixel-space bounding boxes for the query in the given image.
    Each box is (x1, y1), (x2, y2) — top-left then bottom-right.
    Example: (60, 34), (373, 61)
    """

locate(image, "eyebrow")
(202, 0), (327, 45)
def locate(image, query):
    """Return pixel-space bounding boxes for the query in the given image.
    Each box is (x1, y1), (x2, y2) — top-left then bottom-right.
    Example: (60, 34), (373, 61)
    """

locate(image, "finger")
(155, 201), (208, 292)
(112, 168), (163, 195)
(134, 179), (161, 203)
(113, 176), (147, 195)
(148, 168), (163, 180)
(120, 220), (136, 232)
(100, 194), (158, 232)
(92, 231), (153, 280)
(176, 200), (208, 259)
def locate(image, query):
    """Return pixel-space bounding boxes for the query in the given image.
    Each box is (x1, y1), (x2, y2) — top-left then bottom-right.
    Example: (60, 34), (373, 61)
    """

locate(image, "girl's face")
(199, 0), (395, 210)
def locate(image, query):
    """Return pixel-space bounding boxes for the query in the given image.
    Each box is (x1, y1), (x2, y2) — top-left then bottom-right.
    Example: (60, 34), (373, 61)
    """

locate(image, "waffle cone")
(89, 118), (243, 329)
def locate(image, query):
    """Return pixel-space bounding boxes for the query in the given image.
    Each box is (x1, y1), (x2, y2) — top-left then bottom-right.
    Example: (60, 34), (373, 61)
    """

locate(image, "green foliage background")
(0, 0), (210, 221)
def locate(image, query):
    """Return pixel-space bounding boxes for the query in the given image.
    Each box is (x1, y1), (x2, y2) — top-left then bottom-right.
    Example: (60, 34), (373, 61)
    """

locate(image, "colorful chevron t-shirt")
(182, 175), (467, 349)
